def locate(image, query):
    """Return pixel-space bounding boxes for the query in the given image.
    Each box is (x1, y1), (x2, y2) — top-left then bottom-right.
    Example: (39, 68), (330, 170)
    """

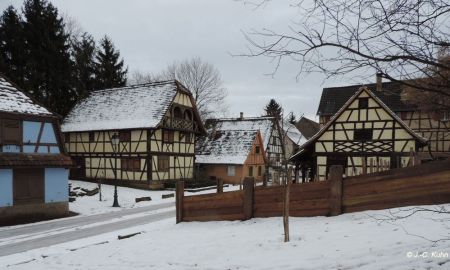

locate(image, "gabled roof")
(61, 81), (204, 133)
(195, 130), (261, 165)
(291, 87), (428, 161)
(295, 116), (320, 139)
(284, 124), (307, 146)
(205, 116), (276, 148)
(317, 81), (416, 116)
(0, 75), (53, 117)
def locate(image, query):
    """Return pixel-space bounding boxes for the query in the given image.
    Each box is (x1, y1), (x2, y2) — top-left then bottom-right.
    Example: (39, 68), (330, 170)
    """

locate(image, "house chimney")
(239, 112), (244, 120)
(376, 72), (383, 91)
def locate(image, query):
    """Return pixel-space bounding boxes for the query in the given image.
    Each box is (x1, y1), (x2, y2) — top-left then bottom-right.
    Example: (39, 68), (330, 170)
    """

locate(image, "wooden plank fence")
(176, 159), (450, 222)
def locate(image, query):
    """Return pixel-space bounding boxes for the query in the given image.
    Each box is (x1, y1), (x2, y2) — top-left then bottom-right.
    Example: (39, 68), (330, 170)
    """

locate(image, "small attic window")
(255, 146), (261, 154)
(173, 106), (182, 119)
(354, 129), (373, 141)
(358, 98), (369, 109)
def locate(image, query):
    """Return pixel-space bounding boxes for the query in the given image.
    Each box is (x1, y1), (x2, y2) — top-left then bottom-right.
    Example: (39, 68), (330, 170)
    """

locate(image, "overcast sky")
(1, 0), (369, 121)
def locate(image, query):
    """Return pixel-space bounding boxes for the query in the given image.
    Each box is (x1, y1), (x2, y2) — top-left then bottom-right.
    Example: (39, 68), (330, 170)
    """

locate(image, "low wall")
(0, 202), (69, 226)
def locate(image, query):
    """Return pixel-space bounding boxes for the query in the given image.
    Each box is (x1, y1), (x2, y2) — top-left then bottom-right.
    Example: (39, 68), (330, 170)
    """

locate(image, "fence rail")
(176, 159), (450, 222)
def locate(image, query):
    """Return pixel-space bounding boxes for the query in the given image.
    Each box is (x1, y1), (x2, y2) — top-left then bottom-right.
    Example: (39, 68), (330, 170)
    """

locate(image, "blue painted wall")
(45, 168), (68, 203)
(0, 169), (13, 207)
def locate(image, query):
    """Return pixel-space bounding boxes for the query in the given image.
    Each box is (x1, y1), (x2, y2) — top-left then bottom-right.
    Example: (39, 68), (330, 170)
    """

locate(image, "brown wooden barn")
(195, 130), (267, 184)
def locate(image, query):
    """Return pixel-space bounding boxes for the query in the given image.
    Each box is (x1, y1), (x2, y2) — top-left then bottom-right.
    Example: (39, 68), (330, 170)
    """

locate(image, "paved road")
(0, 202), (175, 257)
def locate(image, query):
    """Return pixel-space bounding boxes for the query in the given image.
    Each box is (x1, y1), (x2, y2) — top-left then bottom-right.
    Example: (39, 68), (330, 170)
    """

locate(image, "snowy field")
(69, 180), (240, 216)
(1, 203), (449, 269)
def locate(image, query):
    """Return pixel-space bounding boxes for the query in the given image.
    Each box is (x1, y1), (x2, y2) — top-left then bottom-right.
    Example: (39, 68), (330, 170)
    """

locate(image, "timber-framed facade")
(291, 87), (428, 181)
(62, 81), (205, 189)
(317, 81), (450, 160)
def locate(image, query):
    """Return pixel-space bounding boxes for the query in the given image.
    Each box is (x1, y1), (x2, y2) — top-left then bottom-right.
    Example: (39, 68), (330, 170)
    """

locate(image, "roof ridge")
(92, 80), (176, 93)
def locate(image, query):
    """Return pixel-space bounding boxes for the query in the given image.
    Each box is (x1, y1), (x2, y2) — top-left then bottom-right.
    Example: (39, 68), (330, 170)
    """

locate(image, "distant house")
(0, 75), (72, 224)
(195, 130), (267, 184)
(295, 116), (320, 140)
(61, 81), (205, 189)
(204, 114), (284, 183)
(316, 80), (449, 160)
(291, 86), (428, 181)
(283, 123), (307, 159)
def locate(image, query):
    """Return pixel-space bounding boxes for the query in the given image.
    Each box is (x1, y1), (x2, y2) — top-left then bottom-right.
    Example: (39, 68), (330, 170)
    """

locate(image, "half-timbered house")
(61, 81), (205, 189)
(195, 130), (267, 184)
(291, 86), (428, 181)
(204, 114), (284, 183)
(317, 80), (450, 160)
(0, 75), (72, 224)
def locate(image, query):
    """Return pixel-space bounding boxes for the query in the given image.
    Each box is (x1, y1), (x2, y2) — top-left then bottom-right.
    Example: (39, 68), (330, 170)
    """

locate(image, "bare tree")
(241, 0), (450, 103)
(162, 57), (228, 121)
(130, 57), (228, 121)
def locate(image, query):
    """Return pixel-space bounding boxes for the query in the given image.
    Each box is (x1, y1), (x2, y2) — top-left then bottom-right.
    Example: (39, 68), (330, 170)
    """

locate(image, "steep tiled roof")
(195, 130), (259, 165)
(317, 81), (417, 116)
(62, 81), (179, 132)
(206, 116), (275, 148)
(295, 116), (320, 139)
(0, 75), (53, 116)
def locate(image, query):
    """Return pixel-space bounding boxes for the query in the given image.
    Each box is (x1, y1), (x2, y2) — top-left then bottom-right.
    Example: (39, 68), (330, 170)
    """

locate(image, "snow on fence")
(176, 159), (450, 222)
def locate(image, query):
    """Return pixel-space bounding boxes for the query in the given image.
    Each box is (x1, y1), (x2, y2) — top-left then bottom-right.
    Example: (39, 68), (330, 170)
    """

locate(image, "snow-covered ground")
(1, 203), (449, 269)
(69, 180), (240, 216)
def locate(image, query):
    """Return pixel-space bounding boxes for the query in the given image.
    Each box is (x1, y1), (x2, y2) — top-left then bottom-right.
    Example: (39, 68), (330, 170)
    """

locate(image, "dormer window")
(173, 106), (182, 119)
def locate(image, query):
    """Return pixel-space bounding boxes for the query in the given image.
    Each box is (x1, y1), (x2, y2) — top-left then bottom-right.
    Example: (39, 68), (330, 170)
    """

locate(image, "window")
(255, 146), (260, 154)
(276, 153), (281, 162)
(354, 129), (373, 141)
(119, 131), (131, 142)
(89, 132), (95, 142)
(258, 166), (262, 176)
(441, 111), (450, 122)
(158, 156), (170, 171)
(121, 158), (141, 171)
(248, 166), (253, 177)
(358, 98), (369, 109)
(173, 107), (182, 119)
(227, 165), (235, 176)
(182, 132), (191, 143)
(163, 130), (174, 143)
(1, 119), (21, 145)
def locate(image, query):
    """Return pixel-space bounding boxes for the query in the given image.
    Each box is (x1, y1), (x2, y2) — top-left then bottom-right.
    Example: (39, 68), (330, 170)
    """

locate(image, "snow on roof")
(0, 75), (52, 116)
(196, 130), (258, 165)
(62, 81), (178, 132)
(209, 117), (274, 148)
(284, 124), (307, 146)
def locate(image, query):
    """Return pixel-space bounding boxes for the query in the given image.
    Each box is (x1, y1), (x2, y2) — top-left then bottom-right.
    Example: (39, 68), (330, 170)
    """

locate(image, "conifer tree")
(94, 36), (127, 89)
(72, 33), (96, 99)
(264, 99), (283, 120)
(0, 6), (26, 86)
(22, 0), (75, 116)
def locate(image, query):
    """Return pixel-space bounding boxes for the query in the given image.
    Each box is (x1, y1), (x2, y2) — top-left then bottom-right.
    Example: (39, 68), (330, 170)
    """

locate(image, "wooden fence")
(176, 159), (450, 222)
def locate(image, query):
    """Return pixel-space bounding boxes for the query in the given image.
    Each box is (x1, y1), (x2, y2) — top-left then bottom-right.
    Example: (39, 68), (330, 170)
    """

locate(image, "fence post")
(362, 157), (367, 175)
(217, 178), (223, 193)
(176, 180), (184, 224)
(243, 177), (255, 220)
(329, 165), (343, 216)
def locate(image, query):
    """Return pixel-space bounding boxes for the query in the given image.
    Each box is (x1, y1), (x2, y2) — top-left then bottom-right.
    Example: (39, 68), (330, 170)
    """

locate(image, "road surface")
(0, 202), (175, 257)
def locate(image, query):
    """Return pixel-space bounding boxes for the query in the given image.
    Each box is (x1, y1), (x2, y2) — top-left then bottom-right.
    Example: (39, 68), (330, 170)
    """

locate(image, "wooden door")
(13, 168), (45, 205)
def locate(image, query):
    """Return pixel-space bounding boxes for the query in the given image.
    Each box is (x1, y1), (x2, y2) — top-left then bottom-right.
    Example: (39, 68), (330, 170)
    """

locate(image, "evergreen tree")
(94, 36), (127, 89)
(0, 6), (26, 86)
(22, 0), (75, 116)
(72, 33), (96, 99)
(264, 99), (283, 120)
(288, 112), (296, 125)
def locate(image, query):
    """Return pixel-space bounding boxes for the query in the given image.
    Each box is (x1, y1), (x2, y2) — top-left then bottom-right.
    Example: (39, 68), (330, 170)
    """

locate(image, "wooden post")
(362, 157), (367, 175)
(176, 180), (184, 224)
(283, 167), (292, 242)
(414, 152), (422, 166)
(329, 165), (343, 216)
(217, 178), (223, 193)
(243, 177), (255, 220)
(369, 158), (373, 174)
